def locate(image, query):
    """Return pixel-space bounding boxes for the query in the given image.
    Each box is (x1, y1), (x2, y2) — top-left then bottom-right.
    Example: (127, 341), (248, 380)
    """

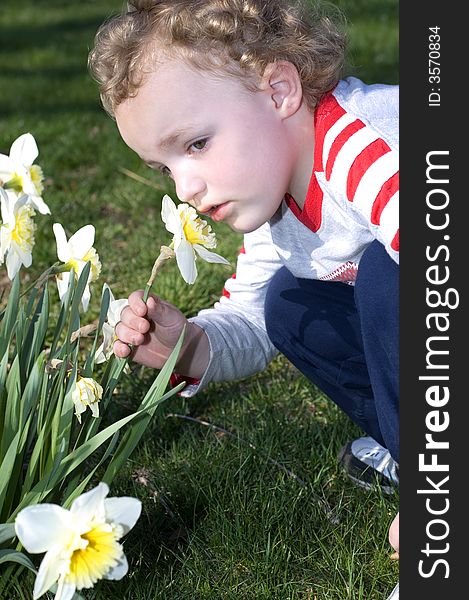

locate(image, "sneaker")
(338, 436), (399, 495)
(387, 582), (399, 599)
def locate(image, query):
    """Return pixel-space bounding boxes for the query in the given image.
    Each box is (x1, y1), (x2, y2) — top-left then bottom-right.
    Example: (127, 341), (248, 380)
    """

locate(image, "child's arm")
(114, 223), (282, 388)
(188, 223), (282, 390)
(114, 292), (210, 380)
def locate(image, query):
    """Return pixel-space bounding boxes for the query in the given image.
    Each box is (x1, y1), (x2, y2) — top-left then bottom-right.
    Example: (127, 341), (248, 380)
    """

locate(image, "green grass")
(0, 1), (398, 598)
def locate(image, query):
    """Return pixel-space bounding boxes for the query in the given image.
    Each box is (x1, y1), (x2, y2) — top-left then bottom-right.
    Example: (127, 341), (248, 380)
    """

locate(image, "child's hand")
(389, 511), (399, 559)
(114, 290), (208, 376)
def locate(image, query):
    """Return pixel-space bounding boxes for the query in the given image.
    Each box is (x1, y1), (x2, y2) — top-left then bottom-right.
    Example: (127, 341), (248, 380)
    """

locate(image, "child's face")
(115, 58), (299, 233)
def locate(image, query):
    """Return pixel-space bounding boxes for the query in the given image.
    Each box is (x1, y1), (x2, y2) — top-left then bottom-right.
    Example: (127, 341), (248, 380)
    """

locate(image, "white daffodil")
(0, 132), (50, 215)
(15, 482), (142, 600)
(71, 376), (103, 423)
(0, 188), (36, 280)
(53, 223), (102, 312)
(95, 283), (129, 364)
(161, 194), (230, 284)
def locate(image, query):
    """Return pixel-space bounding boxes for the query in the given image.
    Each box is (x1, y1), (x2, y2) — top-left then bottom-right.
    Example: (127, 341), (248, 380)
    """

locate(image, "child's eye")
(189, 138), (208, 152)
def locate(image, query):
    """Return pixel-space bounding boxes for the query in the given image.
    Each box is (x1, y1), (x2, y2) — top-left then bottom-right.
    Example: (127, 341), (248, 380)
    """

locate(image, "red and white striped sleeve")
(318, 93), (399, 261)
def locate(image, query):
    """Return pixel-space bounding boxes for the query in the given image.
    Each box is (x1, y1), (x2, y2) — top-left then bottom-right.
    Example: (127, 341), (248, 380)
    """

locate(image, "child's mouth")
(209, 202), (230, 222)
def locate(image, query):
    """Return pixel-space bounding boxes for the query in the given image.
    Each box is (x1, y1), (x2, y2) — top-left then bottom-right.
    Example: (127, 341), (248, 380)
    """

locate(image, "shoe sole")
(338, 443), (398, 496)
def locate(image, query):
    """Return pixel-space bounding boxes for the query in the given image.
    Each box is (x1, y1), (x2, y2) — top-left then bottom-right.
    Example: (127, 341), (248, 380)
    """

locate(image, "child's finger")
(113, 339), (132, 358)
(115, 321), (145, 347)
(128, 289), (151, 316)
(120, 305), (151, 334)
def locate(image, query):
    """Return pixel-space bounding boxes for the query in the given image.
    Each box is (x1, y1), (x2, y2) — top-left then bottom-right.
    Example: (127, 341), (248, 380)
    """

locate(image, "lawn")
(0, 1), (398, 598)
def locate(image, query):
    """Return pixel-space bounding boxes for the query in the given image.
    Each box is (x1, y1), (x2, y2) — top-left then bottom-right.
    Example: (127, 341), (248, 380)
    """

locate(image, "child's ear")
(262, 61), (303, 117)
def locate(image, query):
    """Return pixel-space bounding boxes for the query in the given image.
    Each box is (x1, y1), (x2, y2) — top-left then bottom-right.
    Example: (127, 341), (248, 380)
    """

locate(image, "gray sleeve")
(184, 223), (283, 394)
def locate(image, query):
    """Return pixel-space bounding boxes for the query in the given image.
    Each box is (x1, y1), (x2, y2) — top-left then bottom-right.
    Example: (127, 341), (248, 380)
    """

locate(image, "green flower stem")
(142, 245), (175, 302)
(122, 245), (175, 363)
(18, 261), (62, 299)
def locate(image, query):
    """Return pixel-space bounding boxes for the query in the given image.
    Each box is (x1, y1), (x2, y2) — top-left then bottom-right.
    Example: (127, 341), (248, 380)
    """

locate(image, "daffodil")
(72, 376), (103, 423)
(0, 132), (50, 215)
(95, 283), (129, 364)
(53, 223), (101, 312)
(14, 482), (141, 600)
(161, 194), (230, 284)
(0, 188), (36, 280)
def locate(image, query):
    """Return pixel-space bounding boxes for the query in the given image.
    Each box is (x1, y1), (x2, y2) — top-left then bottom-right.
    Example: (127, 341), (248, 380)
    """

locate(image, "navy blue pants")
(264, 241), (399, 462)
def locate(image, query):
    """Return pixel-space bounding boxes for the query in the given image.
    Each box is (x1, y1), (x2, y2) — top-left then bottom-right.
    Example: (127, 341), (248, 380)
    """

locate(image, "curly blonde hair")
(88, 0), (347, 117)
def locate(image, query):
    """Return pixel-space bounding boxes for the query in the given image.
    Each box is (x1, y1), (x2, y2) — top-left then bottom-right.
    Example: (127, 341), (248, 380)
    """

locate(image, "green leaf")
(82, 283), (110, 378)
(63, 262), (91, 355)
(20, 379), (179, 510)
(82, 355), (127, 445)
(25, 284), (49, 375)
(0, 273), (20, 358)
(12, 439), (67, 519)
(24, 284), (39, 318)
(61, 431), (120, 509)
(49, 273), (75, 357)
(0, 352), (9, 437)
(19, 352), (46, 432)
(102, 328), (185, 485)
(0, 549), (37, 573)
(0, 430), (21, 517)
(4, 361), (49, 515)
(0, 357), (21, 463)
(56, 360), (78, 455)
(14, 306), (27, 383)
(58, 403), (162, 480)
(0, 355), (21, 460)
(21, 413), (49, 498)
(19, 285), (48, 379)
(0, 522), (16, 544)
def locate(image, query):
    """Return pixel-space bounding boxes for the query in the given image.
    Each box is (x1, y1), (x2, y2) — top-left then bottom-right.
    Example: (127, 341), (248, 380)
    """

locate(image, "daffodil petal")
(6, 250), (23, 280)
(0, 188), (9, 223)
(94, 342), (106, 364)
(53, 223), (70, 263)
(15, 504), (72, 553)
(70, 482), (108, 524)
(56, 273), (71, 302)
(96, 324), (115, 362)
(68, 224), (95, 259)
(161, 195), (181, 235)
(174, 238), (197, 284)
(34, 549), (68, 600)
(102, 282), (114, 304)
(104, 497), (142, 535)
(54, 579), (76, 600)
(0, 154), (13, 179)
(21, 178), (37, 197)
(193, 245), (231, 265)
(28, 194), (50, 215)
(16, 192), (31, 210)
(15, 244), (33, 267)
(81, 284), (91, 312)
(108, 298), (128, 327)
(101, 322), (114, 346)
(1, 189), (17, 225)
(1, 229), (10, 261)
(10, 133), (38, 167)
(104, 554), (128, 581)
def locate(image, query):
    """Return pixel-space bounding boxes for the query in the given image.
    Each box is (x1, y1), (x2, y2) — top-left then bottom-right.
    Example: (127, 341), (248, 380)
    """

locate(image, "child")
(88, 0), (399, 595)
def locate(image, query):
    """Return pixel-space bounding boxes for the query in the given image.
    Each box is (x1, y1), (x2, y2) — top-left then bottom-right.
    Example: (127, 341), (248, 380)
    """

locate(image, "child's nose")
(175, 170), (206, 205)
